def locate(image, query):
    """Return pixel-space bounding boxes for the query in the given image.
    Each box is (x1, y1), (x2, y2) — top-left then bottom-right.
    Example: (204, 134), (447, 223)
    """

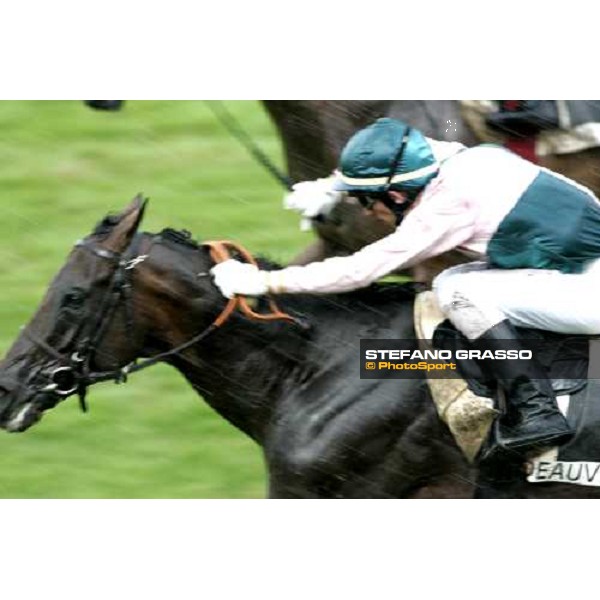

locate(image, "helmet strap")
(382, 127), (419, 225)
(384, 127), (412, 192)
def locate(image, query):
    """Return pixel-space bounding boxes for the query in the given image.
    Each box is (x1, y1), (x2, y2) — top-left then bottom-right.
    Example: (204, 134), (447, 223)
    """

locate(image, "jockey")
(211, 117), (600, 456)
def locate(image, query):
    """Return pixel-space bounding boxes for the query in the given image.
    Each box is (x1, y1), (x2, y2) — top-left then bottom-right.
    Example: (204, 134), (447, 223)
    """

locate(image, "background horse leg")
(289, 197), (396, 265)
(291, 198), (472, 287)
(289, 238), (331, 266)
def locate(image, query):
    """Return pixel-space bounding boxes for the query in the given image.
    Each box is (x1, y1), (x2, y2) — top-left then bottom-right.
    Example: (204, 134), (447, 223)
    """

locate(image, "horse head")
(0, 195), (223, 432)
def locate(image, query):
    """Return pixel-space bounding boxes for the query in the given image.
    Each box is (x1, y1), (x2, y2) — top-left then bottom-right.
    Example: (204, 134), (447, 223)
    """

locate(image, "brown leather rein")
(203, 240), (299, 327)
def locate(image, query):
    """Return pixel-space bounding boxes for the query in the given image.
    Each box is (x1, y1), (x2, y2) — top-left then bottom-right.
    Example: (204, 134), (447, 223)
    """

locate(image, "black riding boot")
(473, 320), (575, 454)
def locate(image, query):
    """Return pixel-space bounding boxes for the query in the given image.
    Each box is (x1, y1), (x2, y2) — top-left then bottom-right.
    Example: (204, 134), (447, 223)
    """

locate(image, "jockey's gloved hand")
(211, 259), (269, 298)
(283, 175), (345, 231)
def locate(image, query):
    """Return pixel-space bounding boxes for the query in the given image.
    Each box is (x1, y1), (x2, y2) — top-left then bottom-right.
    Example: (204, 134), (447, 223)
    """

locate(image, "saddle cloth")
(414, 291), (496, 462)
(414, 291), (600, 487)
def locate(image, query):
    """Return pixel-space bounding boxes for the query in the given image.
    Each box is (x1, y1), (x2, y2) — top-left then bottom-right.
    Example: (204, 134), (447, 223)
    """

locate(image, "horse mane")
(158, 228), (201, 251)
(146, 227), (420, 314)
(92, 217), (201, 250)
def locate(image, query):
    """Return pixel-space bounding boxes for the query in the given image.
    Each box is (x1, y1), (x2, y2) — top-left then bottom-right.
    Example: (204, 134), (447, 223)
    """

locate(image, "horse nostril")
(0, 379), (15, 397)
(0, 380), (16, 420)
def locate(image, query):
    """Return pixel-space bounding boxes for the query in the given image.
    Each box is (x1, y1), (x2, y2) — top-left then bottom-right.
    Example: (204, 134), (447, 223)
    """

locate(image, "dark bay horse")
(2, 196), (599, 498)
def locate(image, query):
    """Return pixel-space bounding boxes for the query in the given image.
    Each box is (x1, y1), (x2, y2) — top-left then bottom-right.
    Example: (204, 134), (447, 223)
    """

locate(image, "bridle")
(22, 234), (300, 413)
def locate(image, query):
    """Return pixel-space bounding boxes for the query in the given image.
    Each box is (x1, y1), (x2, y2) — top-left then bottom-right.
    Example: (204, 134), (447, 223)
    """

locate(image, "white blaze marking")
(5, 403), (33, 432)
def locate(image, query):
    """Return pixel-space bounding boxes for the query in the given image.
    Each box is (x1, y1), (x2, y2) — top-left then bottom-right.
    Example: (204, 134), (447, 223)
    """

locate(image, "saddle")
(485, 101), (560, 138)
(486, 101), (600, 139)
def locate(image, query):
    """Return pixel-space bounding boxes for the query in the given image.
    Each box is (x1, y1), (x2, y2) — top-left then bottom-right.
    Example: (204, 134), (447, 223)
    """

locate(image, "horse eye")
(62, 289), (86, 308)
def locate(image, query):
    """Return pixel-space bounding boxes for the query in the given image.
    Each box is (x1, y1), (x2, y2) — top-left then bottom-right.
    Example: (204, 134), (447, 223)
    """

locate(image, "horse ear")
(103, 194), (148, 253)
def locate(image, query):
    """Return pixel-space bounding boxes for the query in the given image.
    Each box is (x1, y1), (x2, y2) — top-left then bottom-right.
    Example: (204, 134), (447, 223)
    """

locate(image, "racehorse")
(2, 196), (598, 498)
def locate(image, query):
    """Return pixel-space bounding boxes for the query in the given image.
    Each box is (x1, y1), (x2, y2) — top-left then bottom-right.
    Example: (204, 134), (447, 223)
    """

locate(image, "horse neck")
(168, 287), (420, 445)
(167, 311), (308, 444)
(139, 239), (422, 448)
(387, 101), (479, 145)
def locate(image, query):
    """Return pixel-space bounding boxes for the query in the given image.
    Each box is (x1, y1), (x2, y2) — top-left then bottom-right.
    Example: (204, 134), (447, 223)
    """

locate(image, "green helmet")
(335, 118), (439, 196)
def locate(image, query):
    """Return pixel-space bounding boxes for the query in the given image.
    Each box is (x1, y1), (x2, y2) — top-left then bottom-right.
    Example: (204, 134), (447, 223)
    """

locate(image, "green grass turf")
(0, 100), (308, 498)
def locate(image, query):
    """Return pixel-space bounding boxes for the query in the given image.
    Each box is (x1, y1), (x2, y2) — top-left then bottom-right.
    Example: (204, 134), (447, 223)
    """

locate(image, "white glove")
(283, 176), (345, 231)
(210, 259), (269, 299)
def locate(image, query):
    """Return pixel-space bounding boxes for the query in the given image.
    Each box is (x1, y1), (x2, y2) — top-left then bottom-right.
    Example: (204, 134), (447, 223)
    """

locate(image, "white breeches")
(433, 259), (600, 340)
